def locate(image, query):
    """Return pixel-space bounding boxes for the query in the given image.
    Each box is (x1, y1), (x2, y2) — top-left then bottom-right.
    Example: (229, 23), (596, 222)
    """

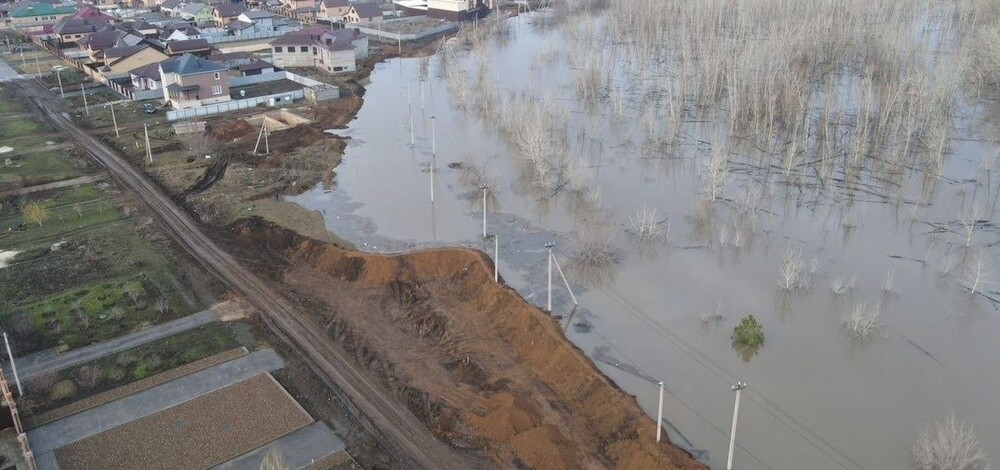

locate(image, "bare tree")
(185, 132), (217, 158)
(627, 205), (666, 242)
(840, 302), (882, 340)
(959, 207), (982, 247)
(778, 249), (806, 290)
(912, 413), (988, 470)
(75, 365), (103, 389)
(963, 251), (991, 296)
(156, 297), (170, 316)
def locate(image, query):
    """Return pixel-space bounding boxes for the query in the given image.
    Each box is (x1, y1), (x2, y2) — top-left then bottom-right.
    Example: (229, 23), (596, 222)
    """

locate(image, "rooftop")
(160, 53), (227, 75)
(350, 2), (382, 18)
(165, 38), (210, 53)
(10, 3), (75, 17)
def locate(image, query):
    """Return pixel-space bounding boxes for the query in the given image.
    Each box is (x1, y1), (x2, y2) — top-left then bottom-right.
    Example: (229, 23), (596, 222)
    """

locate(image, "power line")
(602, 286), (863, 470)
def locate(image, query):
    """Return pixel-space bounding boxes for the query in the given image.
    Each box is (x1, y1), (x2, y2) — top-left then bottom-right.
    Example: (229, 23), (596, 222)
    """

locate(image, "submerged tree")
(912, 413), (988, 470)
(731, 315), (765, 348)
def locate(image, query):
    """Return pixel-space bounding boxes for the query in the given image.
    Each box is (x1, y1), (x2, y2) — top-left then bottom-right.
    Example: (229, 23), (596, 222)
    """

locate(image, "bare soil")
(230, 218), (705, 470)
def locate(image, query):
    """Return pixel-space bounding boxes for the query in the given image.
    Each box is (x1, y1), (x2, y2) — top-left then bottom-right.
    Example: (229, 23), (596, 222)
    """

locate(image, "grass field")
(0, 183), (122, 250)
(0, 149), (86, 187)
(0, 117), (41, 139)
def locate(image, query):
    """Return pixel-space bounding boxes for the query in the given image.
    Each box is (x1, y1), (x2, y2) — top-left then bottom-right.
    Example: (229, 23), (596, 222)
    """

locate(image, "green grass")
(0, 149), (85, 187)
(6, 272), (190, 353)
(0, 184), (121, 250)
(23, 322), (240, 414)
(0, 117), (41, 139)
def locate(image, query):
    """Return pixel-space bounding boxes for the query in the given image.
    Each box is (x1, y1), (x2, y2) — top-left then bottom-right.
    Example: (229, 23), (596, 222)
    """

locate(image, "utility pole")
(54, 66), (64, 98)
(545, 242), (554, 311)
(33, 55), (39, 75)
(110, 102), (119, 138)
(420, 78), (425, 111)
(144, 123), (152, 163)
(81, 83), (89, 116)
(727, 381), (748, 470)
(3, 333), (22, 396)
(264, 128), (269, 155)
(409, 110), (414, 145)
(656, 381), (664, 443)
(550, 252), (578, 306)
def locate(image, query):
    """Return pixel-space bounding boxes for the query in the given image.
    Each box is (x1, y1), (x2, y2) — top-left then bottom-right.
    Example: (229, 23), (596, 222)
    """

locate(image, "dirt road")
(14, 79), (485, 470)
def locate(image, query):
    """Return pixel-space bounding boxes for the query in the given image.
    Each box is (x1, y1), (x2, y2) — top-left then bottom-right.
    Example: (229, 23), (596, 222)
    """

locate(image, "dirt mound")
(231, 218), (705, 470)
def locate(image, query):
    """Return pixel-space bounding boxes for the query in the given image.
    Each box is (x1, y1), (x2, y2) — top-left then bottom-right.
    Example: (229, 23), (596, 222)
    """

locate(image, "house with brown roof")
(212, 2), (244, 26)
(130, 61), (163, 91)
(99, 44), (169, 79)
(318, 0), (350, 21)
(269, 27), (367, 73)
(158, 53), (230, 109)
(164, 38), (211, 56)
(83, 30), (144, 62)
(344, 2), (382, 24)
(52, 16), (108, 43)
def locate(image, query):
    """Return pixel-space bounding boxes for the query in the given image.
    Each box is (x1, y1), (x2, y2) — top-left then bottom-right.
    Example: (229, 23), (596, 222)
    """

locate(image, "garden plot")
(53, 373), (311, 470)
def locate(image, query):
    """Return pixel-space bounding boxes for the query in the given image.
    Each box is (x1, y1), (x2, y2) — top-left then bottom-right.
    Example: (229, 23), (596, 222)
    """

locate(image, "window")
(212, 85), (222, 95)
(300, 46), (308, 52)
(213, 72), (220, 80)
(274, 46), (282, 52)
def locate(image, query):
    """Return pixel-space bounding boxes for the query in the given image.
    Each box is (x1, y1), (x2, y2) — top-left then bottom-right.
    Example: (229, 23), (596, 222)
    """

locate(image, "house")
(270, 27), (367, 73)
(237, 10), (273, 29)
(130, 61), (163, 91)
(161, 24), (201, 41)
(235, 59), (274, 76)
(73, 5), (114, 20)
(344, 3), (382, 24)
(207, 51), (252, 68)
(426, 0), (484, 20)
(211, 2), (244, 26)
(159, 53), (230, 109)
(159, 0), (186, 16)
(318, 0), (350, 20)
(52, 16), (108, 43)
(85, 0), (119, 11)
(177, 3), (213, 23)
(164, 38), (211, 56)
(8, 3), (76, 28)
(99, 45), (169, 79)
(280, 0), (314, 22)
(84, 30), (144, 62)
(115, 19), (159, 38)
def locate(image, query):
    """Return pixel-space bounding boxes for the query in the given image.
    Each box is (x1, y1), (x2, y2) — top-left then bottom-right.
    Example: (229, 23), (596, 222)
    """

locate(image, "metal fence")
(165, 90), (303, 120)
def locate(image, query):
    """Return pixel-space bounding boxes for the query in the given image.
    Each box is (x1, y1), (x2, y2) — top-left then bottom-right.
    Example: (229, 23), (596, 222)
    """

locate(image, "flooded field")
(291, 3), (1000, 468)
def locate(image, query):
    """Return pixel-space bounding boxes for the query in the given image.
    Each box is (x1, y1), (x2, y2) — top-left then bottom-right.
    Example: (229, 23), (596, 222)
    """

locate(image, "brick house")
(159, 53), (230, 109)
(212, 2), (244, 26)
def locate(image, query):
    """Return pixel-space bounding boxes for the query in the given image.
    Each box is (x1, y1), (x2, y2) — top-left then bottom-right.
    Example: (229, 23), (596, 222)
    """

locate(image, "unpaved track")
(14, 80), (484, 470)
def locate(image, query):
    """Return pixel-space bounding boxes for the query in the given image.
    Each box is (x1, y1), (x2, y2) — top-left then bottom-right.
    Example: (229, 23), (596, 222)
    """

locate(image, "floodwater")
(289, 13), (1000, 470)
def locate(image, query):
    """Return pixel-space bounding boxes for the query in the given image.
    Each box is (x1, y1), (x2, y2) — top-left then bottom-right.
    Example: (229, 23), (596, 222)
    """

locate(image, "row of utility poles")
(407, 70), (751, 470)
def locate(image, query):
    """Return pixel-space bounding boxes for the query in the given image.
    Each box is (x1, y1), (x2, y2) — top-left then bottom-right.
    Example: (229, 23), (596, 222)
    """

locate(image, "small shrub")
(732, 315), (765, 348)
(132, 361), (150, 380)
(116, 351), (138, 367)
(75, 365), (103, 389)
(105, 367), (126, 381)
(49, 380), (77, 401)
(146, 353), (162, 370)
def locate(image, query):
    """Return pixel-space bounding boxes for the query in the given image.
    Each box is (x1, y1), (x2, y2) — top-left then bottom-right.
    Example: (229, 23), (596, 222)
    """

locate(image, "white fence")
(346, 19), (459, 41)
(166, 90), (303, 121)
(204, 29), (297, 44)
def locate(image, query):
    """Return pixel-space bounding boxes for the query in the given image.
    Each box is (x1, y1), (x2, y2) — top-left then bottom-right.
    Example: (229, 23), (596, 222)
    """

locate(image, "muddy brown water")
(290, 14), (1000, 470)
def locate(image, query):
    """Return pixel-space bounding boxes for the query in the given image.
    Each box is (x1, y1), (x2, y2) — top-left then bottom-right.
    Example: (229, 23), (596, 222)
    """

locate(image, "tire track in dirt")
(14, 79), (486, 470)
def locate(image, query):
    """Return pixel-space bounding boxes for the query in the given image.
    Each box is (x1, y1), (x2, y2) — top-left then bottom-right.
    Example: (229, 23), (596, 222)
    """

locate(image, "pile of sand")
(233, 219), (705, 470)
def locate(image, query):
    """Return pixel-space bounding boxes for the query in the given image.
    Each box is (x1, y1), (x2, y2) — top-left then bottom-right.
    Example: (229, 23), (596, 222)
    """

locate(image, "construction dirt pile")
(230, 218), (705, 470)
